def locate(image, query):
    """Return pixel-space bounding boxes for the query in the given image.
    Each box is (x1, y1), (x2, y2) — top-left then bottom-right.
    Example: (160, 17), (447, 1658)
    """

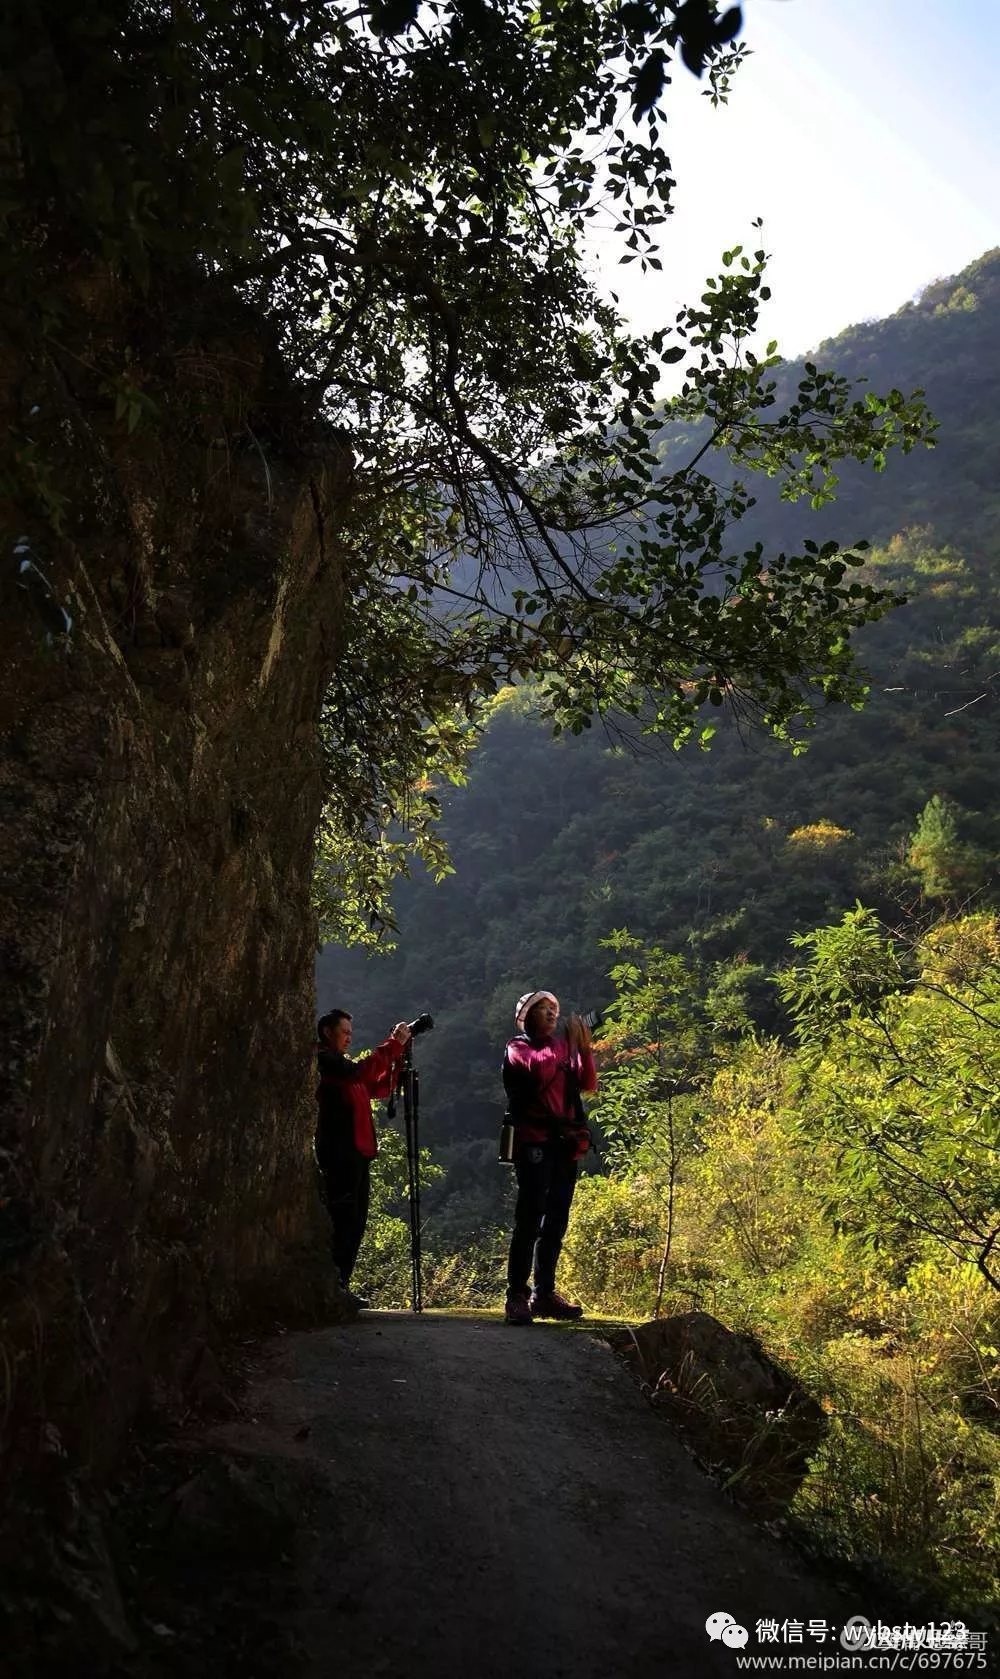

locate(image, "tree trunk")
(1, 269), (353, 1523)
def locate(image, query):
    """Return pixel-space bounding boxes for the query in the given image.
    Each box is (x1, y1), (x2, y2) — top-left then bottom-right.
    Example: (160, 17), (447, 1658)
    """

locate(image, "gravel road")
(184, 1310), (904, 1679)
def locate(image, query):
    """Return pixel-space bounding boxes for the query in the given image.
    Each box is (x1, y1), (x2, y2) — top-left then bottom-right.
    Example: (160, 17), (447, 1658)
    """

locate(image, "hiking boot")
(529, 1289), (584, 1321)
(340, 1286), (371, 1311)
(504, 1290), (534, 1326)
(334, 1266), (371, 1312)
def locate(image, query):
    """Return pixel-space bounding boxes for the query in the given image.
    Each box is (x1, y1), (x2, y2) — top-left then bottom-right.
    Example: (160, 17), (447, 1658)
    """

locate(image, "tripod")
(388, 1041), (423, 1313)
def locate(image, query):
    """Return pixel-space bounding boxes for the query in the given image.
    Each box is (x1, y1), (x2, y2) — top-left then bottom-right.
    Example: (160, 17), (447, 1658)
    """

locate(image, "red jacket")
(315, 1036), (404, 1162)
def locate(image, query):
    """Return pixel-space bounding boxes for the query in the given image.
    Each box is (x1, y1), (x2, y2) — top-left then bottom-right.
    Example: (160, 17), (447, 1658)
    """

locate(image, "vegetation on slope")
(321, 253), (1000, 1613)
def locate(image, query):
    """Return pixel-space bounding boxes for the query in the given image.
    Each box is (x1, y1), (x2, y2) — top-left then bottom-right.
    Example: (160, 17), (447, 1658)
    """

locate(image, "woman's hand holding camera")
(391, 1021), (412, 1045)
(565, 1013), (592, 1051)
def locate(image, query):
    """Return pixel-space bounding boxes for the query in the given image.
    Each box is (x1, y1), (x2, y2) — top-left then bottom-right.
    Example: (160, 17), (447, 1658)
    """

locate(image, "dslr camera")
(407, 1012), (434, 1037)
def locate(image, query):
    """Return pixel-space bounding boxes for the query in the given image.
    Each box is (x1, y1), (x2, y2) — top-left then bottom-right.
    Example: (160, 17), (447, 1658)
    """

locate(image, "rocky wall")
(0, 273), (351, 1530)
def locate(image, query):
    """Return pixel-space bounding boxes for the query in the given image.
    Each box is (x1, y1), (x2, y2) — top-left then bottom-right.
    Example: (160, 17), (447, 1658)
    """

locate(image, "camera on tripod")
(407, 1012), (434, 1037)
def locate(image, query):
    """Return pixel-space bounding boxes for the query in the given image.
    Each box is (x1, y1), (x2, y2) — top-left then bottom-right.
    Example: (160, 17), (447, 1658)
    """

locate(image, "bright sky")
(590, 0), (1000, 357)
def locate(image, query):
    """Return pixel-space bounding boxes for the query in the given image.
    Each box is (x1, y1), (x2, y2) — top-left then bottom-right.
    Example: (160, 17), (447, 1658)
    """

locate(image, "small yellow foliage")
(918, 913), (1000, 985)
(786, 820), (854, 850)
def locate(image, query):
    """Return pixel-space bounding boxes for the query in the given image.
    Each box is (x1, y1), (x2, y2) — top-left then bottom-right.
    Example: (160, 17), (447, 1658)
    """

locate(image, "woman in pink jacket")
(501, 989), (597, 1325)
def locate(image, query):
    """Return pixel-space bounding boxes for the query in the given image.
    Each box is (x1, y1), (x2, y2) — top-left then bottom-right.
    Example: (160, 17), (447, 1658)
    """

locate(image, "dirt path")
(122, 1311), (907, 1679)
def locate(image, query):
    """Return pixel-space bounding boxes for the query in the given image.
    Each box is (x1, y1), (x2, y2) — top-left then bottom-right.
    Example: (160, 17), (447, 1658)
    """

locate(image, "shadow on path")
(119, 1311), (907, 1679)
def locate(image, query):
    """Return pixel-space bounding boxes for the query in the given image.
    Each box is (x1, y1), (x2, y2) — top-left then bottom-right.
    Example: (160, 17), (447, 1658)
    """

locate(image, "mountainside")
(658, 245), (1000, 558)
(317, 250), (1000, 1145)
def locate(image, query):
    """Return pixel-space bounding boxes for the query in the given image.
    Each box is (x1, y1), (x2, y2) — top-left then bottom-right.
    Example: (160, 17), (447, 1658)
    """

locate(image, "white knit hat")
(515, 989), (559, 1031)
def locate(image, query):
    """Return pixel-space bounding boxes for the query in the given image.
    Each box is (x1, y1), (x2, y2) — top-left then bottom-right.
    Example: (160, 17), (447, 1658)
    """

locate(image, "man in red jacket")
(315, 1009), (411, 1309)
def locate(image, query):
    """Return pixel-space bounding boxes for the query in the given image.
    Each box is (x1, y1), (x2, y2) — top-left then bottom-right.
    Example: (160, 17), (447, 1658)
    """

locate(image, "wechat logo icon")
(706, 1612), (749, 1649)
(840, 1617), (874, 1652)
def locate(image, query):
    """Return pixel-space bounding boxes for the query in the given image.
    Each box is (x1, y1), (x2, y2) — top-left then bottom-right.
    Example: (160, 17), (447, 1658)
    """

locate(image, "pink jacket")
(502, 1033), (597, 1157)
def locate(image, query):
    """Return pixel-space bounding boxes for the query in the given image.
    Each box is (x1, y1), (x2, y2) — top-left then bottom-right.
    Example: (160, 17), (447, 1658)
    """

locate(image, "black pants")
(507, 1140), (579, 1296)
(318, 1152), (371, 1286)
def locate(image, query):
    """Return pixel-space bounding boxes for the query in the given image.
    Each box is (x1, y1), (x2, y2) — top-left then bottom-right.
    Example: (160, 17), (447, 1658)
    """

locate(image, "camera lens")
(408, 1012), (434, 1036)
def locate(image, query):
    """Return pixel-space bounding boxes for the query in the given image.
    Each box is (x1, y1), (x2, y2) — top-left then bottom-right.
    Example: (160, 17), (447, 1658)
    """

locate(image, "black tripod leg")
(411, 1066), (422, 1313)
(402, 1064), (422, 1314)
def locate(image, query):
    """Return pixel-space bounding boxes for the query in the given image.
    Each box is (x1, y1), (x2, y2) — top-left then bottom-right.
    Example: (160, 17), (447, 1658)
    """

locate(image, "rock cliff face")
(0, 274), (350, 1526)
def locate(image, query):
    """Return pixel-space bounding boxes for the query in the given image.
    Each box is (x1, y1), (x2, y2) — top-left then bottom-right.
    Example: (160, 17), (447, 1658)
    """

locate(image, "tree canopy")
(4, 1), (933, 934)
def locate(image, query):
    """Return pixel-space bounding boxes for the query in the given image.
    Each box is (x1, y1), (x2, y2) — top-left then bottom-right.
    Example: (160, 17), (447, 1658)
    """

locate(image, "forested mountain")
(317, 249), (1000, 1146)
(663, 245), (1000, 556)
(316, 254), (1000, 1613)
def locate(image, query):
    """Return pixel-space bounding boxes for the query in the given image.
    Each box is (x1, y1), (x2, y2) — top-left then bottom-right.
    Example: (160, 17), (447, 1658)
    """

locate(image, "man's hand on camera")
(391, 1021), (412, 1045)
